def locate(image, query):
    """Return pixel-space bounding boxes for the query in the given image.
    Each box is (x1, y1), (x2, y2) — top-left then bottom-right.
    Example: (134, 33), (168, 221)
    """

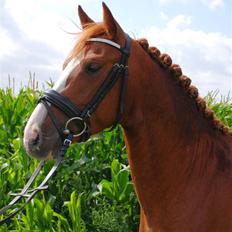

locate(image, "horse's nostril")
(27, 128), (41, 151)
(31, 134), (40, 147)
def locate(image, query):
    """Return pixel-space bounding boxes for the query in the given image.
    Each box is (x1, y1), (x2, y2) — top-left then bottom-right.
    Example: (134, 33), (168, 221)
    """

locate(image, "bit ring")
(64, 117), (87, 138)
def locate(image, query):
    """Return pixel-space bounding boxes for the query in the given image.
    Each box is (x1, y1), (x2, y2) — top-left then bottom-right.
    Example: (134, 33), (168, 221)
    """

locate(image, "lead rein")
(0, 134), (73, 225)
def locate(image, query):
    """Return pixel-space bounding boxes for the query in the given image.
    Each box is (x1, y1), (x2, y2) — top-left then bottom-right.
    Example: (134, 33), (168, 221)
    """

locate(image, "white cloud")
(140, 15), (232, 96)
(0, 0), (80, 90)
(159, 0), (170, 4)
(0, 28), (20, 57)
(207, 0), (224, 10)
(166, 15), (192, 29)
(159, 0), (187, 5)
(160, 12), (169, 21)
(4, 0), (78, 53)
(158, 0), (225, 10)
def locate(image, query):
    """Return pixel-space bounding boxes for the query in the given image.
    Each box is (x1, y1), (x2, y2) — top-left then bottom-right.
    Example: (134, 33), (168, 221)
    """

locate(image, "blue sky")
(0, 0), (231, 97)
(96, 0), (232, 36)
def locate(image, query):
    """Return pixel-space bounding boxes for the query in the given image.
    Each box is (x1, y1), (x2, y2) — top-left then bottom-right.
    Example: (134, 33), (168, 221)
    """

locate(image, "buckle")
(63, 138), (72, 146)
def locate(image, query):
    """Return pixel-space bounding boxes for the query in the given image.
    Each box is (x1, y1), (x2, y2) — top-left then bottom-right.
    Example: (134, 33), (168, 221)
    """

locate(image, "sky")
(0, 0), (231, 97)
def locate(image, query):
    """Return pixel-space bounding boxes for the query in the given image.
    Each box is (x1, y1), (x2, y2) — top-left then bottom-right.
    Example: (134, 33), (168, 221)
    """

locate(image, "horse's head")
(23, 3), (134, 160)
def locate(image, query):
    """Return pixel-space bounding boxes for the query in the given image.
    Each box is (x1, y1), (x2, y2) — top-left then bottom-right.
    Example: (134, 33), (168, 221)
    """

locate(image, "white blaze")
(24, 58), (80, 145)
(53, 58), (80, 93)
(23, 103), (48, 146)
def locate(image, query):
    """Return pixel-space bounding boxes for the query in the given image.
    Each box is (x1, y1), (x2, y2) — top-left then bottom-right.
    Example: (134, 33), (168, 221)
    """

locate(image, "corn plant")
(205, 90), (232, 129)
(98, 159), (134, 202)
(65, 192), (86, 232)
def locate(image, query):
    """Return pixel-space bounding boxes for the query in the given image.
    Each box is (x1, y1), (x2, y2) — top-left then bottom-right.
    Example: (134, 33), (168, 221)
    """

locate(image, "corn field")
(0, 80), (231, 231)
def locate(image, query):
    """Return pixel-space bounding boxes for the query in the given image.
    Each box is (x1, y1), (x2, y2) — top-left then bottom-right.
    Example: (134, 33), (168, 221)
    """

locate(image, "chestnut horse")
(24, 3), (232, 232)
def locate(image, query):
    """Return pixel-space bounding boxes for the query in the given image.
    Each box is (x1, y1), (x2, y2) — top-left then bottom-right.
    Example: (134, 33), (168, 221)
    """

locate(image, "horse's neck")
(122, 48), (232, 226)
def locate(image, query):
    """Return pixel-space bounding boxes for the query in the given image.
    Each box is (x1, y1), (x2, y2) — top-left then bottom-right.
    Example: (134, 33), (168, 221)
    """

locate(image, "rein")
(0, 134), (72, 225)
(0, 34), (132, 225)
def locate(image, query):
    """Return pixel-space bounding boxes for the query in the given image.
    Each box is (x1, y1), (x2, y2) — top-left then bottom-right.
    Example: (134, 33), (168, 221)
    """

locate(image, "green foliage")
(0, 84), (139, 231)
(205, 90), (232, 129)
(65, 192), (86, 232)
(98, 159), (134, 202)
(91, 199), (132, 232)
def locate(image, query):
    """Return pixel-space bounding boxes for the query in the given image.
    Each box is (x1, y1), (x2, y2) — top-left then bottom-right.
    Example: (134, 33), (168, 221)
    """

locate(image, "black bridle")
(40, 34), (132, 142)
(0, 34), (132, 225)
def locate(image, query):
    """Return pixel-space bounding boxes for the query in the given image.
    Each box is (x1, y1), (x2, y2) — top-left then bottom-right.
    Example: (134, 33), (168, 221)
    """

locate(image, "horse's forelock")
(68, 22), (107, 59)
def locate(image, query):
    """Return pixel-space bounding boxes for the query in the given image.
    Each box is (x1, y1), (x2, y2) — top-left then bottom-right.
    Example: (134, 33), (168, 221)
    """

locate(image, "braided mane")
(68, 22), (231, 136)
(137, 38), (231, 136)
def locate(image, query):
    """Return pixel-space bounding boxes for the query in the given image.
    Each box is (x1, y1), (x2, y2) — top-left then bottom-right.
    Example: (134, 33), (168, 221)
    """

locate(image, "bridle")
(40, 34), (132, 142)
(0, 34), (132, 225)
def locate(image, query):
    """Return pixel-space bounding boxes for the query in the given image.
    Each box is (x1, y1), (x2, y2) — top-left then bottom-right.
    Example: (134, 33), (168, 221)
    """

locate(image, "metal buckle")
(64, 117), (87, 138)
(63, 138), (72, 146)
(113, 63), (125, 69)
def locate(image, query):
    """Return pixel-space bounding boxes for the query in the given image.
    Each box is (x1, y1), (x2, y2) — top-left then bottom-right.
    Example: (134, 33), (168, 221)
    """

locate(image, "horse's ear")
(102, 2), (124, 39)
(78, 5), (94, 29)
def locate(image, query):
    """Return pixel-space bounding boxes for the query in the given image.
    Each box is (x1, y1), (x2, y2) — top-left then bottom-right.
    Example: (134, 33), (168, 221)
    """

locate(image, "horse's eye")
(85, 62), (101, 74)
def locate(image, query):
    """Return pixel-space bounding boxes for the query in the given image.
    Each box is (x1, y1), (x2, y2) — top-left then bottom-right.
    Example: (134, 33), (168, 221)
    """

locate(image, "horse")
(23, 3), (232, 232)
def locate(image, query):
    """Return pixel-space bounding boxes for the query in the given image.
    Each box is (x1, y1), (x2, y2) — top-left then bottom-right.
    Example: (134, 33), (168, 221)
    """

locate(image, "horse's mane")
(69, 23), (231, 136)
(137, 38), (232, 136)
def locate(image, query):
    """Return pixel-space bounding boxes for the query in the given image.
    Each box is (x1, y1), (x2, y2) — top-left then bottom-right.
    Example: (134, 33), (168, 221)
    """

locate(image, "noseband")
(0, 34), (132, 225)
(39, 34), (132, 142)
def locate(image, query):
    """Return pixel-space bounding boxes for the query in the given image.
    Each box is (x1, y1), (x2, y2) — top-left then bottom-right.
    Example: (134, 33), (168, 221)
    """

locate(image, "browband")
(87, 38), (121, 50)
